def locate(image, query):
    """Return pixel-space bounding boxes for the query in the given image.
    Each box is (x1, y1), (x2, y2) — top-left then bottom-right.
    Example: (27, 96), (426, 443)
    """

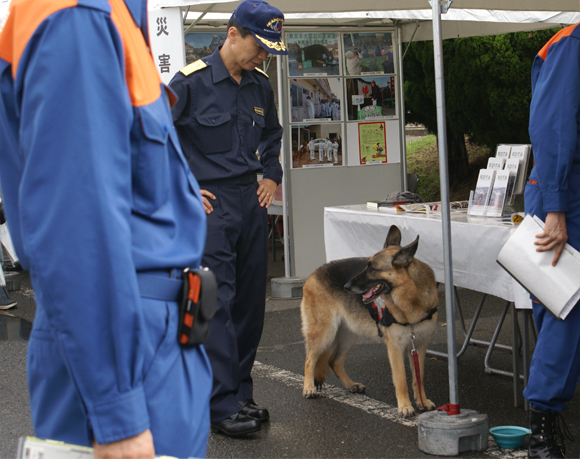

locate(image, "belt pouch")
(178, 267), (217, 346)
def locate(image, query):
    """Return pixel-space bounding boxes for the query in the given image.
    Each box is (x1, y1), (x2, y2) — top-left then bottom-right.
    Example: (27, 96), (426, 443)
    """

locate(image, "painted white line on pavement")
(253, 361), (524, 458)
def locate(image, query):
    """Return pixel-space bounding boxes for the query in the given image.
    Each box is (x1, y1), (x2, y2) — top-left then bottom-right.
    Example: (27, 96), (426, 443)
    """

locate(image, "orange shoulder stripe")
(0, 0), (161, 107)
(0, 0), (78, 78)
(109, 0), (161, 107)
(538, 24), (578, 61)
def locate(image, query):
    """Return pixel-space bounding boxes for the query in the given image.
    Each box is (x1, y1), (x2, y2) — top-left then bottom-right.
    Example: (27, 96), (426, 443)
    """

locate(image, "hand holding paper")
(534, 211), (567, 266)
(497, 214), (580, 320)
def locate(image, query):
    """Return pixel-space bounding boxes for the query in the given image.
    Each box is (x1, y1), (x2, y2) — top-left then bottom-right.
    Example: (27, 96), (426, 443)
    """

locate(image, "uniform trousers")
(199, 175), (268, 423)
(523, 175), (580, 412)
(27, 294), (212, 457)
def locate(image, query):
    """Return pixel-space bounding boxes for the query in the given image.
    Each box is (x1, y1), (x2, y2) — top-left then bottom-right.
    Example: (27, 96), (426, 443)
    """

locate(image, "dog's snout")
(344, 279), (361, 293)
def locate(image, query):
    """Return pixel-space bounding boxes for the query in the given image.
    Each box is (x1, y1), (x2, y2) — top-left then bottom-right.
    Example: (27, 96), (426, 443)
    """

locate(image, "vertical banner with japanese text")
(148, 7), (185, 85)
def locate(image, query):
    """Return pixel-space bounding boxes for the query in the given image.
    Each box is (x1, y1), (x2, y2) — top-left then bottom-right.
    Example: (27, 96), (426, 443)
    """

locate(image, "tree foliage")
(403, 29), (560, 185)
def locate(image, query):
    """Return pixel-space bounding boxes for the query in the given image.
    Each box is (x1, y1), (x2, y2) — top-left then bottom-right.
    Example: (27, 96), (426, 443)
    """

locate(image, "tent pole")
(431, 0), (459, 408)
(183, 3), (214, 34)
(277, 55), (291, 278)
(397, 25), (408, 192)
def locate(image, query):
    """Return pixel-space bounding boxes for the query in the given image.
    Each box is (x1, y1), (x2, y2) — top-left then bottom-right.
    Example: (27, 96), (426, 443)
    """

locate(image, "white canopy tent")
(154, 0), (579, 419)
(154, 0), (580, 14)
(152, 0), (580, 41)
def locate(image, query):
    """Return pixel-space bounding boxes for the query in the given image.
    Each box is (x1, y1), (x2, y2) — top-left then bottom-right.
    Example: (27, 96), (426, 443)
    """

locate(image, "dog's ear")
(392, 235), (419, 267)
(384, 225), (401, 248)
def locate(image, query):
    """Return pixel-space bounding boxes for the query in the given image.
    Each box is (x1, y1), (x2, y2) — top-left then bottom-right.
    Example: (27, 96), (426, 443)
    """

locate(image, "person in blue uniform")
(0, 0), (212, 457)
(524, 23), (580, 458)
(169, 0), (286, 438)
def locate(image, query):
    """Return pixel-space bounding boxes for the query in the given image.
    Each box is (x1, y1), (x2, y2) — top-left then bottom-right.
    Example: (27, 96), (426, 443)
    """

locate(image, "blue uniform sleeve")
(17, 7), (149, 443)
(259, 79), (283, 185)
(529, 36), (580, 212)
(169, 71), (190, 123)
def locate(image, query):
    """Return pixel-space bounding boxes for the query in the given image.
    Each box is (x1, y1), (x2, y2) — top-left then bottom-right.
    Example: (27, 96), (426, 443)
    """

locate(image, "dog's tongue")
(362, 288), (374, 301)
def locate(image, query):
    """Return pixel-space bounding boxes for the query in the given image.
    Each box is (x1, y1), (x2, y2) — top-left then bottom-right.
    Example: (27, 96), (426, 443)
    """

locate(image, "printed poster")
(358, 122), (387, 165)
(286, 32), (340, 77)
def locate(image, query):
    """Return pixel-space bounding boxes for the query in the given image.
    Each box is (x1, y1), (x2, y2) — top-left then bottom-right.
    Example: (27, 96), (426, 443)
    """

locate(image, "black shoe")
(211, 412), (261, 437)
(529, 409), (573, 458)
(0, 287), (16, 310)
(239, 399), (270, 422)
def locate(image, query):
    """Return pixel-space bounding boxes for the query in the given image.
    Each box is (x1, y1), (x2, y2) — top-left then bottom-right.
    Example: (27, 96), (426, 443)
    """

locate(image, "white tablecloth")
(324, 205), (531, 309)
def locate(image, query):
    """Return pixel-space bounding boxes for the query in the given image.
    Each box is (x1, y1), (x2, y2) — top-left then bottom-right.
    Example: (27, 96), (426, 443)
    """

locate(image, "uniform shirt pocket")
(133, 103), (171, 215)
(250, 112), (265, 151)
(196, 113), (232, 155)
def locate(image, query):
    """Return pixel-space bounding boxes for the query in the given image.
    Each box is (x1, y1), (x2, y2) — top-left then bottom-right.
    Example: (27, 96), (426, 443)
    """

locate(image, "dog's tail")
(314, 351), (330, 389)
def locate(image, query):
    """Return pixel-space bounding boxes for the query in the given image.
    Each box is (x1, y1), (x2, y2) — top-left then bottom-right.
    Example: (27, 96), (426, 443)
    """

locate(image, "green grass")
(406, 135), (491, 202)
(406, 135), (437, 160)
(406, 135), (441, 201)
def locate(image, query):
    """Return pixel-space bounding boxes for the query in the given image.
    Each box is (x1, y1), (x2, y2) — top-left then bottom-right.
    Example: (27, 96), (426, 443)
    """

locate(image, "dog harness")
(368, 296), (437, 338)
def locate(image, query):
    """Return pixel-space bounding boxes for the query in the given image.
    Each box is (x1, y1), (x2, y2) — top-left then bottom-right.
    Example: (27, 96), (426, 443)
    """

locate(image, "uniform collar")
(123, 0), (150, 46)
(123, 0), (144, 28)
(209, 46), (256, 87)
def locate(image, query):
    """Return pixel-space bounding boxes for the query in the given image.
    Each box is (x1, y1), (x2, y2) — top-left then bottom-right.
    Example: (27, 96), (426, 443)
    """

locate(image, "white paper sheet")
(497, 215), (580, 320)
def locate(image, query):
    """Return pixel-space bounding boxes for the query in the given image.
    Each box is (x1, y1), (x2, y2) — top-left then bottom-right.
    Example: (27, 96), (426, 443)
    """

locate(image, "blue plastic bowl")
(490, 426), (532, 449)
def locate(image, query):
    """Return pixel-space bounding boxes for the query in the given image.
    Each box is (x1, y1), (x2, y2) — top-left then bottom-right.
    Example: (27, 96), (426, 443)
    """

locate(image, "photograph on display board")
(184, 32), (227, 64)
(358, 122), (387, 165)
(286, 32), (340, 77)
(290, 78), (342, 123)
(291, 125), (343, 168)
(346, 76), (396, 121)
(343, 32), (394, 76)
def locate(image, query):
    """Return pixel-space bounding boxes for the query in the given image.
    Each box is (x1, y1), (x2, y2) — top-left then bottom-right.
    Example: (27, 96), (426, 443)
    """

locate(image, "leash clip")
(410, 328), (417, 354)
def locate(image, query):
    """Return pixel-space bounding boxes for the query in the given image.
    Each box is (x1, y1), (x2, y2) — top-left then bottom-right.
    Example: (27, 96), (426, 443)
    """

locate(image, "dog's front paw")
(398, 405), (416, 418)
(303, 388), (319, 399)
(348, 383), (366, 394)
(416, 398), (436, 411)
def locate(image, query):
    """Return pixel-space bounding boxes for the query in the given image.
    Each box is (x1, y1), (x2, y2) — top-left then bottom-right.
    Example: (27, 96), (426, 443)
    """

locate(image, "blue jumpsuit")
(170, 47), (283, 423)
(524, 23), (580, 412)
(0, 0), (212, 455)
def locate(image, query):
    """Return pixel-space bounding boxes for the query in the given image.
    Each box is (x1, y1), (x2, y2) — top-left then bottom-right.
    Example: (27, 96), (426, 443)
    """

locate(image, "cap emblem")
(266, 17), (284, 32)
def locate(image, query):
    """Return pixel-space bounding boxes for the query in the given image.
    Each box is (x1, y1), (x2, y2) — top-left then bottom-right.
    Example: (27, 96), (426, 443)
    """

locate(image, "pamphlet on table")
(468, 144), (530, 217)
(376, 201), (469, 215)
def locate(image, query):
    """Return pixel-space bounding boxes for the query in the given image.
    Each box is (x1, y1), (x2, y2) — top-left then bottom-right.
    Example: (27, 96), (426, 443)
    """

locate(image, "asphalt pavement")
(1, 242), (579, 459)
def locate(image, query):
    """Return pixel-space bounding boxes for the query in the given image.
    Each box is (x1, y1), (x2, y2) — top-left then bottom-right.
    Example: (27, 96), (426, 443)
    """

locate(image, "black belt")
(137, 271), (183, 301)
(198, 173), (257, 187)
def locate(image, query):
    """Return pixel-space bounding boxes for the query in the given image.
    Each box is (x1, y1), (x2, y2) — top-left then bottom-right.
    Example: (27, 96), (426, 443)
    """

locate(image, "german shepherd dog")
(300, 225), (439, 417)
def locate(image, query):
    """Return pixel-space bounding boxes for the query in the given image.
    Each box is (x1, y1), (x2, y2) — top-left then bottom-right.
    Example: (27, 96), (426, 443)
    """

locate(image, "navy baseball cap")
(233, 0), (288, 55)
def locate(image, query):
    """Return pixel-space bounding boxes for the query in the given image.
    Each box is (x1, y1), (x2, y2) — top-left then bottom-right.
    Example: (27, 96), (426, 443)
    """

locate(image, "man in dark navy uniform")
(170, 0), (287, 438)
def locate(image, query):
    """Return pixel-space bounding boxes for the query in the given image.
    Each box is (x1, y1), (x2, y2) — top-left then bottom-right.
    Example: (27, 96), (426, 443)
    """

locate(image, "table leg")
(484, 301), (523, 382)
(512, 304), (521, 407)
